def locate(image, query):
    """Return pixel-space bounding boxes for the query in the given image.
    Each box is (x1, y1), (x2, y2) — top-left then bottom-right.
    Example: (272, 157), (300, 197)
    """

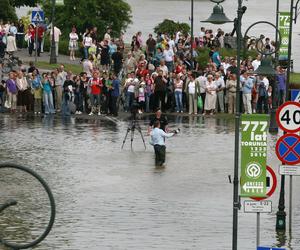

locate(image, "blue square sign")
(31, 10), (44, 24)
(291, 89), (300, 102)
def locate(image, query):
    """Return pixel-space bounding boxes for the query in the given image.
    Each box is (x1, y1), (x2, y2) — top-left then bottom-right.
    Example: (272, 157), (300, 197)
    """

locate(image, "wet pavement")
(0, 114), (299, 250)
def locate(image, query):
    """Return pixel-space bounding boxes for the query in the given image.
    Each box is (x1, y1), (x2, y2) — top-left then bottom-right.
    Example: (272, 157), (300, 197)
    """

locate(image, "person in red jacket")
(88, 70), (103, 115)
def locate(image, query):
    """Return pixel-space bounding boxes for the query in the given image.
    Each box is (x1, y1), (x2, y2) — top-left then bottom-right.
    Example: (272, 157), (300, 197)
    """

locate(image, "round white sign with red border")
(251, 166), (277, 201)
(276, 101), (300, 133)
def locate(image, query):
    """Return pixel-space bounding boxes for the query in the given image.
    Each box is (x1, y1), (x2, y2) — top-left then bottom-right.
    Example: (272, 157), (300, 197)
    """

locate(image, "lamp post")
(276, 0), (296, 232)
(202, 1), (241, 249)
(49, 0), (57, 64)
(190, 0), (194, 66)
(203, 2), (280, 249)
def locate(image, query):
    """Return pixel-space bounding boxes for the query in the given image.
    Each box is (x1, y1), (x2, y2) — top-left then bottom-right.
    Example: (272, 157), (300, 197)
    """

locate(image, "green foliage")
(154, 19), (190, 36)
(9, 0), (36, 7)
(196, 48), (210, 70)
(0, 0), (17, 22)
(42, 0), (131, 39)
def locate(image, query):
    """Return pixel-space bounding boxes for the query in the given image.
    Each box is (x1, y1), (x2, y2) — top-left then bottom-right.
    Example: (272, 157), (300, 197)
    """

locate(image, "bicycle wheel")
(0, 163), (56, 249)
(1, 58), (12, 74)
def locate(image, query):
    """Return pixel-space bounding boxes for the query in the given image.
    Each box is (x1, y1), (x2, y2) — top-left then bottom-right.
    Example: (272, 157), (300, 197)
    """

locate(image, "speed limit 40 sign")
(276, 101), (300, 133)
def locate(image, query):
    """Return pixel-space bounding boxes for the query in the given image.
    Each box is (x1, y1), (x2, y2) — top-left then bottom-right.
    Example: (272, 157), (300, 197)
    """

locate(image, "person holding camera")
(150, 120), (177, 167)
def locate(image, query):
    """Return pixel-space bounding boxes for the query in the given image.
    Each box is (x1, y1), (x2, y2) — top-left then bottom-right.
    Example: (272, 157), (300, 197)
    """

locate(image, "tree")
(42, 0), (132, 38)
(9, 0), (36, 7)
(0, 0), (18, 22)
(154, 19), (190, 36)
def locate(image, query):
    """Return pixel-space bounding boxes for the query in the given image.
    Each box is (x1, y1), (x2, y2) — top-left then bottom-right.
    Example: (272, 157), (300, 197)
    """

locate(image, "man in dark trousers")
(148, 108), (169, 134)
(153, 70), (167, 112)
(150, 120), (175, 167)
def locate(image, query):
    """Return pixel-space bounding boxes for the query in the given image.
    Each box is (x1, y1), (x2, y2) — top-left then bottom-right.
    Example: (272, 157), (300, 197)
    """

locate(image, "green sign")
(240, 114), (269, 197)
(55, 0), (64, 6)
(279, 12), (290, 59)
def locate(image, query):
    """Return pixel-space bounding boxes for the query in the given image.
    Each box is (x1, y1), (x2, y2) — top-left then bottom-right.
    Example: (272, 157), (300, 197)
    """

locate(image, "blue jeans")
(126, 92), (135, 111)
(145, 93), (152, 113)
(84, 46), (90, 59)
(43, 91), (55, 114)
(175, 91), (183, 112)
(74, 92), (83, 112)
(90, 94), (101, 112)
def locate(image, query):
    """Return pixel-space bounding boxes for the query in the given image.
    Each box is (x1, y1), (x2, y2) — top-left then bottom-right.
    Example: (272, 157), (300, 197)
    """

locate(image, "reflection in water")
(0, 115), (299, 250)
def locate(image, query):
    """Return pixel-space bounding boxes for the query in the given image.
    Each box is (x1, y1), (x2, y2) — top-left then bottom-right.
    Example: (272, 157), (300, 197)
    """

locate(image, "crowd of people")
(0, 20), (287, 117)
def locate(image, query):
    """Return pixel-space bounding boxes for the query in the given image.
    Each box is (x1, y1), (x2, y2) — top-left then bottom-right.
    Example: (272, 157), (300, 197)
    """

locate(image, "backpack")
(258, 83), (267, 97)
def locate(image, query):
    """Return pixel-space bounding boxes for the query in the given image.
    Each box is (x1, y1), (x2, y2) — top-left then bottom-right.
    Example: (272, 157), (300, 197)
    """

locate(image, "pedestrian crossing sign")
(31, 10), (44, 24)
(291, 89), (300, 102)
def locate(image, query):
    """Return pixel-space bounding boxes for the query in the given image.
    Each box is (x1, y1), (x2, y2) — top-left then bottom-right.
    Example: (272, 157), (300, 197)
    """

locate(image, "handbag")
(197, 96), (203, 109)
(4, 100), (11, 109)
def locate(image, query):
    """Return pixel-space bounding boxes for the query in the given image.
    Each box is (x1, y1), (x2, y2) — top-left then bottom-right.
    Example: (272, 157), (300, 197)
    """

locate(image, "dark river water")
(0, 114), (299, 250)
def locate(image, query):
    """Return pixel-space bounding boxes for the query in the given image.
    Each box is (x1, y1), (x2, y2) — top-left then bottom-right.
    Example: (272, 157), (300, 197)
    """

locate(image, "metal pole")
(257, 212), (260, 248)
(232, 1), (242, 249)
(35, 24), (38, 62)
(275, 0), (280, 63)
(276, 0), (293, 231)
(190, 0), (194, 67)
(289, 175), (292, 233)
(286, 0), (294, 99)
(269, 0), (280, 133)
(49, 0), (57, 64)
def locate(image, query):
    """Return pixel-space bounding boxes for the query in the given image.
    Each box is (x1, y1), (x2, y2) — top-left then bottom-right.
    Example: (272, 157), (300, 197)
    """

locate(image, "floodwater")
(0, 114), (299, 250)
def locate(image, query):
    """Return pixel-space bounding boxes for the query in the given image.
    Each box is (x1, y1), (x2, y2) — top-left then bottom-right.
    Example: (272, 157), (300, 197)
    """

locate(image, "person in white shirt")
(196, 73), (207, 113)
(159, 59), (168, 77)
(186, 73), (200, 115)
(252, 55), (261, 71)
(150, 120), (175, 167)
(69, 27), (79, 61)
(214, 72), (225, 113)
(204, 75), (217, 115)
(50, 25), (62, 56)
(83, 56), (94, 78)
(163, 44), (174, 72)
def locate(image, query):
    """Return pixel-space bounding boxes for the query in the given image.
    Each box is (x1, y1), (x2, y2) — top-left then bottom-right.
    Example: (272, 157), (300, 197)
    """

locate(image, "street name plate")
(279, 165), (300, 176)
(244, 200), (272, 213)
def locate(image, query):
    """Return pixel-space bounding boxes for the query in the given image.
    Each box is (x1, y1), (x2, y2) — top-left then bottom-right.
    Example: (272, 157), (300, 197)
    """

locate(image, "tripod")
(121, 119), (146, 150)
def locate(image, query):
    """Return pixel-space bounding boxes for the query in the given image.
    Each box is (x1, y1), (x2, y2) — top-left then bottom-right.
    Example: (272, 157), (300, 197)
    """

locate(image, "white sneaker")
(78, 111), (82, 114)
(98, 112), (101, 116)
(89, 112), (93, 116)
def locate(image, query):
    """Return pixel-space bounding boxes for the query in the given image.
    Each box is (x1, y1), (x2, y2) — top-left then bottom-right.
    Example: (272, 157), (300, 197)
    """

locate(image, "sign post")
(31, 9), (44, 63)
(276, 101), (300, 233)
(244, 200), (272, 247)
(240, 114), (269, 198)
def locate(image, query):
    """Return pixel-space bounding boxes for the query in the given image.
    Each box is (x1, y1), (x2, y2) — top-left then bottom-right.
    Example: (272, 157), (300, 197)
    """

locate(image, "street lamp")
(49, 0), (57, 64)
(202, 1), (241, 250)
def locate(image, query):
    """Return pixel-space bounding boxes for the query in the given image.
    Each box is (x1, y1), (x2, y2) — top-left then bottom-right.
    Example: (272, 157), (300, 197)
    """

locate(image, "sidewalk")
(15, 49), (80, 66)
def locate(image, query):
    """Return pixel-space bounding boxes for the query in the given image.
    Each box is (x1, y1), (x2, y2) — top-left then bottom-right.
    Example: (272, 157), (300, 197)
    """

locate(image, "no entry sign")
(276, 134), (300, 165)
(251, 166), (277, 201)
(276, 101), (300, 133)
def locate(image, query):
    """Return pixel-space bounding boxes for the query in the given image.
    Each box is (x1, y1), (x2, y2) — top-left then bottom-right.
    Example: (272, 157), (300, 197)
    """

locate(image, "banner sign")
(279, 12), (290, 60)
(240, 115), (269, 197)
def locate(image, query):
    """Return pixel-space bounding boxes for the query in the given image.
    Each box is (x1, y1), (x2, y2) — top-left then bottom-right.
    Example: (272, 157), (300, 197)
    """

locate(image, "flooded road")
(0, 114), (299, 250)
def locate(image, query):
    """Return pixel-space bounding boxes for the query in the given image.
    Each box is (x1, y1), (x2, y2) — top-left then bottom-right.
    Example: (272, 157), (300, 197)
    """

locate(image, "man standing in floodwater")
(150, 120), (175, 167)
(148, 108), (168, 134)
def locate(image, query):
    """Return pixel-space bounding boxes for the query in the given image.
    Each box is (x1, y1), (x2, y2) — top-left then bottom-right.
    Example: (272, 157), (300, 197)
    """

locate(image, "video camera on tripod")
(121, 102), (146, 150)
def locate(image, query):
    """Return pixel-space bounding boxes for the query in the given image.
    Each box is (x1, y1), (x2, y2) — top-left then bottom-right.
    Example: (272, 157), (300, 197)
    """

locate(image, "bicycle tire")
(0, 163), (56, 249)
(1, 58), (12, 74)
